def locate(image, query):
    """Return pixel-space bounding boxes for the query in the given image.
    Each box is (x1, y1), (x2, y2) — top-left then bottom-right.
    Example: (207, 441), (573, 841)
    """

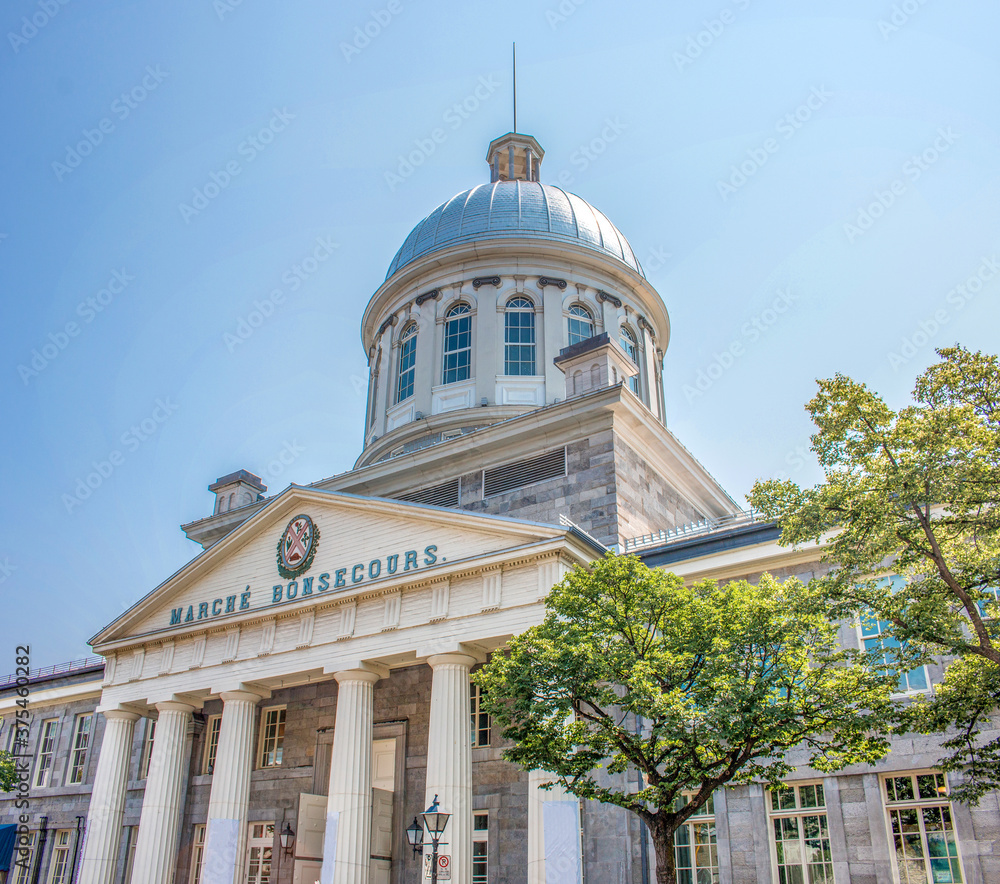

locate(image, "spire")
(486, 132), (544, 183)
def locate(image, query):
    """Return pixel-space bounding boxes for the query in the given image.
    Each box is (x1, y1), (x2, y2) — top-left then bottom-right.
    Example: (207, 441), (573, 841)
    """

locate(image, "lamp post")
(405, 795), (450, 883)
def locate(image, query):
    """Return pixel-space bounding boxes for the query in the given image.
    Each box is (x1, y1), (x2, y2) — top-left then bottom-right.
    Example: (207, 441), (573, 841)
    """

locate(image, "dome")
(385, 180), (645, 281)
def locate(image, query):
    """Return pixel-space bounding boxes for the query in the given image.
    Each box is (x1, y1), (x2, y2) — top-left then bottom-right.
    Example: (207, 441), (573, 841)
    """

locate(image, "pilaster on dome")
(487, 132), (544, 182)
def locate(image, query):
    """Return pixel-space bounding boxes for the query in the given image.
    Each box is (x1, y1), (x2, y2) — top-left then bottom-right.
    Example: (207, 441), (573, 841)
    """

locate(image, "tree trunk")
(651, 826), (677, 884)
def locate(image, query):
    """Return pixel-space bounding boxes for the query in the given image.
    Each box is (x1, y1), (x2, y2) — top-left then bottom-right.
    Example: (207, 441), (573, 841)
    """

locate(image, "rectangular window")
(470, 683), (490, 748)
(68, 714), (93, 784)
(860, 612), (928, 693)
(245, 822), (274, 884)
(47, 830), (72, 884)
(472, 812), (489, 884)
(203, 715), (222, 775)
(768, 782), (834, 884)
(140, 718), (156, 779)
(673, 793), (719, 884)
(442, 306), (472, 384)
(122, 826), (139, 884)
(33, 720), (58, 788)
(190, 824), (206, 884)
(258, 707), (286, 768)
(504, 300), (536, 376)
(13, 831), (35, 884)
(884, 772), (964, 884)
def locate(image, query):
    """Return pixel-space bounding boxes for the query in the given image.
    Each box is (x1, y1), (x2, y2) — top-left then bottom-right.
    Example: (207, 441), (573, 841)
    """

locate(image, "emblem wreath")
(276, 514), (320, 579)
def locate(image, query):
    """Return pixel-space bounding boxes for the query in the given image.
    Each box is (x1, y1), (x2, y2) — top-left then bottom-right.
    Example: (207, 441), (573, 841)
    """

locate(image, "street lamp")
(412, 795), (450, 884)
(404, 817), (424, 856)
(279, 822), (295, 858)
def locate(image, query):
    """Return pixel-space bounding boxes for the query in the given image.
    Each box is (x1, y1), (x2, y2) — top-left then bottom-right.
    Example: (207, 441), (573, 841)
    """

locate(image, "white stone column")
(424, 654), (475, 884)
(320, 669), (381, 884)
(77, 709), (140, 884)
(201, 691), (261, 884)
(131, 701), (195, 884)
(528, 770), (582, 884)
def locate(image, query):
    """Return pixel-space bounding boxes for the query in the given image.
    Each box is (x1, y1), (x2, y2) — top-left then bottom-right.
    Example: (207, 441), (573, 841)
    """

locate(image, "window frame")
(672, 791), (719, 884)
(504, 296), (537, 376)
(245, 821), (275, 884)
(189, 823), (206, 884)
(203, 714), (222, 776)
(882, 770), (965, 884)
(567, 304), (595, 346)
(122, 825), (139, 884)
(46, 829), (73, 884)
(395, 322), (418, 404)
(33, 719), (58, 788)
(470, 682), (490, 748)
(619, 325), (640, 394)
(139, 718), (156, 780)
(859, 615), (929, 696)
(257, 706), (286, 769)
(472, 811), (489, 884)
(767, 781), (835, 884)
(12, 830), (35, 884)
(442, 303), (473, 385)
(67, 713), (93, 785)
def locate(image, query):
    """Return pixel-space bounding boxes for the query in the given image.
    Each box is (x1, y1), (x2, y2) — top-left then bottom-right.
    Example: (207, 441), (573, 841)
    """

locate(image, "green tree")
(749, 345), (1000, 803)
(0, 750), (17, 792)
(474, 554), (896, 884)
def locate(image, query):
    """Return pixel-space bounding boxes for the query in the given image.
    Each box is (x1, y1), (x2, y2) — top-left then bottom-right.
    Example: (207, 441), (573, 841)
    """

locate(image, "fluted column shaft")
(320, 670), (381, 884)
(201, 691), (262, 884)
(425, 654), (476, 884)
(131, 701), (195, 884)
(528, 770), (582, 884)
(77, 710), (140, 884)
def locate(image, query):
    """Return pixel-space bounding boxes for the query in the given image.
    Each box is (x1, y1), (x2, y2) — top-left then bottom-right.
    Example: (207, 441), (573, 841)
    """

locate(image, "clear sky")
(2, 0), (999, 663)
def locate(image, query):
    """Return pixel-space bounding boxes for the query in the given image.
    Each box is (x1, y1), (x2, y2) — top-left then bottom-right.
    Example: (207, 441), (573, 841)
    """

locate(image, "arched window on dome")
(504, 297), (536, 376)
(395, 323), (418, 403)
(367, 349), (382, 428)
(442, 304), (472, 385)
(567, 304), (595, 346)
(619, 326), (640, 394)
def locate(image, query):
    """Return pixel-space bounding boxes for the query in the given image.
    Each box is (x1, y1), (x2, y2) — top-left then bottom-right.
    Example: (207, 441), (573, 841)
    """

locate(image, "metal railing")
(0, 656), (104, 689)
(623, 510), (760, 552)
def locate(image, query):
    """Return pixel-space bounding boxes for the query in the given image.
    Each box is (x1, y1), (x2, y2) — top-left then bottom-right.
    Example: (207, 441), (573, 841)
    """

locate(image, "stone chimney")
(208, 470), (266, 516)
(553, 333), (638, 398)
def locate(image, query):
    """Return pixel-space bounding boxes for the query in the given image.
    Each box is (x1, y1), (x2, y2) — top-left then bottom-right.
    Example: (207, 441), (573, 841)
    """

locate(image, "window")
(33, 720), (57, 788)
(977, 585), (999, 619)
(203, 715), (222, 775)
(258, 707), (286, 768)
(442, 304), (472, 384)
(861, 612), (928, 693)
(674, 793), (719, 884)
(470, 683), (490, 747)
(884, 772), (963, 884)
(768, 782), (833, 884)
(395, 323), (417, 403)
(190, 824), (206, 884)
(504, 297), (536, 376)
(567, 304), (595, 346)
(140, 718), (155, 779)
(68, 714), (92, 784)
(122, 826), (139, 884)
(245, 822), (274, 884)
(473, 812), (489, 884)
(47, 830), (72, 884)
(12, 830), (35, 884)
(619, 326), (640, 393)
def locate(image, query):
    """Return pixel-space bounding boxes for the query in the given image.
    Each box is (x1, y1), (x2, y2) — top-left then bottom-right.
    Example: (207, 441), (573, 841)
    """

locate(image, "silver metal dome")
(385, 181), (645, 280)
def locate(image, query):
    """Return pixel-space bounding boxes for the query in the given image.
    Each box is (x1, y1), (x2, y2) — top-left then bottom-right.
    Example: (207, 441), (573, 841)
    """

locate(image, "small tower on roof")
(487, 132), (544, 182)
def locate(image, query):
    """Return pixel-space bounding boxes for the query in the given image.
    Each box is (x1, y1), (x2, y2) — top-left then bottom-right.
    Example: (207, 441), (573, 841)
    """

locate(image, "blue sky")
(2, 0), (999, 663)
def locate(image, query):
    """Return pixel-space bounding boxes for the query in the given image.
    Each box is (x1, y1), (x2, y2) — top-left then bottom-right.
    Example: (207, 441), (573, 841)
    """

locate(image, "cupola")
(486, 132), (544, 182)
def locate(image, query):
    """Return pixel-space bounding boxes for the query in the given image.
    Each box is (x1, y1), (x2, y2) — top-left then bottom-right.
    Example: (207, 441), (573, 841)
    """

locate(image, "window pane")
(443, 305), (472, 384)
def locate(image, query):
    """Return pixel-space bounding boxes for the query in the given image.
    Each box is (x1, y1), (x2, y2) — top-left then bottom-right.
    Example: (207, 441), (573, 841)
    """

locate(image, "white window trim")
(470, 683), (490, 748)
(189, 823), (206, 884)
(203, 714), (222, 776)
(857, 615), (931, 697)
(472, 812), (489, 884)
(33, 719), (58, 788)
(67, 713), (92, 784)
(766, 780), (834, 884)
(257, 706), (286, 769)
(139, 718), (156, 780)
(46, 830), (73, 884)
(673, 791), (719, 884)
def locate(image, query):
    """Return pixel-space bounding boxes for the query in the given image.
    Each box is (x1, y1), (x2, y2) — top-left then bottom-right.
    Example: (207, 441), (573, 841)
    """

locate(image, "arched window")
(567, 304), (594, 346)
(504, 297), (536, 376)
(619, 326), (640, 394)
(442, 304), (472, 384)
(227, 492), (235, 511)
(395, 323), (417, 403)
(367, 349), (382, 428)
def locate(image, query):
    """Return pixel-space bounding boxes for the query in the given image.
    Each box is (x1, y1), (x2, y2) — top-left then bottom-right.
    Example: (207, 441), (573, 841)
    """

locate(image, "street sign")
(423, 853), (451, 879)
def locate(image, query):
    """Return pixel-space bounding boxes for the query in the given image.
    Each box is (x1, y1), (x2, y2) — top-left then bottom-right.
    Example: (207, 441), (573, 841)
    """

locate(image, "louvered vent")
(483, 447), (567, 498)
(398, 479), (461, 508)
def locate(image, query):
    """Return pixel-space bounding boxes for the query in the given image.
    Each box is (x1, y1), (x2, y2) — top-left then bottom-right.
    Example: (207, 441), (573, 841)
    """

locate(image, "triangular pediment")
(92, 486), (592, 649)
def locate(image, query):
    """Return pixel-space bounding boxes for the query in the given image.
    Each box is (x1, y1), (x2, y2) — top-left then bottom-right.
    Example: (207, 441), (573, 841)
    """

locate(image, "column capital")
(333, 668), (383, 685)
(219, 690), (264, 704)
(427, 652), (478, 669)
(101, 708), (142, 723)
(154, 699), (198, 714)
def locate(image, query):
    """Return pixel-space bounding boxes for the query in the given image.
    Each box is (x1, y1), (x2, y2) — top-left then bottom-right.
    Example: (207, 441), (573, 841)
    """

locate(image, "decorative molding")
(472, 275), (501, 289)
(337, 602), (357, 641)
(296, 611), (315, 648)
(429, 580), (450, 622)
(258, 620), (276, 657)
(382, 591), (402, 631)
(597, 290), (623, 308)
(158, 641), (175, 676)
(482, 568), (503, 611)
(223, 627), (240, 662)
(190, 636), (206, 669)
(129, 647), (145, 682)
(103, 654), (117, 685)
(537, 559), (564, 601)
(415, 288), (440, 306)
(377, 315), (398, 337)
(538, 276), (568, 290)
(637, 315), (655, 338)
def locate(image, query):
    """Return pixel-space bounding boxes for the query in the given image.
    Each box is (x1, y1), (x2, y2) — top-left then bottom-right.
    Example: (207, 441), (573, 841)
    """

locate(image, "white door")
(371, 737), (396, 881)
(245, 822), (274, 884)
(371, 788), (394, 859)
